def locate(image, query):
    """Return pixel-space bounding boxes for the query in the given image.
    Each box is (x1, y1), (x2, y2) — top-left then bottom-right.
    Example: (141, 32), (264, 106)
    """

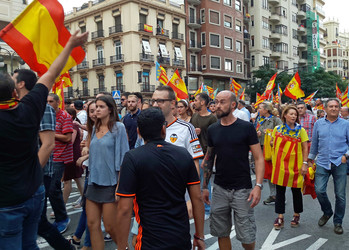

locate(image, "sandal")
(291, 215), (300, 228)
(274, 217), (284, 230)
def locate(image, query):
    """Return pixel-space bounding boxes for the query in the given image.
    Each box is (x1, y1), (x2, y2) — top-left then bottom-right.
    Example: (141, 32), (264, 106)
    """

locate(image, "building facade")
(65, 0), (186, 99)
(0, 0), (28, 74)
(185, 0), (249, 94)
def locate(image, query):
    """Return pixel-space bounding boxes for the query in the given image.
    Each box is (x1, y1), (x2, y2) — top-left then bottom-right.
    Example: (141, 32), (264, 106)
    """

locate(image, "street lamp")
(0, 46), (25, 74)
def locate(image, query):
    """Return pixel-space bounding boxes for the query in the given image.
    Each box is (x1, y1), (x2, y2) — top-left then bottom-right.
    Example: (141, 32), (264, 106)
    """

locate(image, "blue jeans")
(0, 185), (45, 250)
(199, 159), (211, 215)
(49, 162), (68, 222)
(315, 163), (347, 224)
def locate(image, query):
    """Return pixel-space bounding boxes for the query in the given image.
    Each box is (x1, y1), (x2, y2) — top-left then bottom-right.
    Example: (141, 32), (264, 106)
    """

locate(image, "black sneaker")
(318, 214), (332, 227)
(334, 224), (343, 234)
(263, 196), (276, 205)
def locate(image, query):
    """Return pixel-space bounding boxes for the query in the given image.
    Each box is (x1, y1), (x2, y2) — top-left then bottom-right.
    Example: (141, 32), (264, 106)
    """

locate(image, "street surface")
(39, 174), (349, 250)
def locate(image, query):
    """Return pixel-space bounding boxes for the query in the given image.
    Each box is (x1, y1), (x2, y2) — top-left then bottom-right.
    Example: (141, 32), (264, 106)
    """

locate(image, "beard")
(216, 108), (231, 119)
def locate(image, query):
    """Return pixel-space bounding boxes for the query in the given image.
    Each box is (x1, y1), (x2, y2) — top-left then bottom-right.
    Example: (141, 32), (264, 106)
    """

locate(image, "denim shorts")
(210, 184), (256, 244)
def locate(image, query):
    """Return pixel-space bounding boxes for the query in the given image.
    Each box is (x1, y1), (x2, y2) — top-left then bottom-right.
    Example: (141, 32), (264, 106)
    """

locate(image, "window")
(333, 60), (337, 67)
(333, 48), (337, 56)
(251, 0), (254, 7)
(327, 49), (331, 57)
(292, 29), (298, 39)
(139, 14), (147, 24)
(80, 26), (86, 34)
(98, 74), (105, 90)
(235, 0), (241, 11)
(275, 43), (288, 53)
(251, 15), (254, 26)
(262, 37), (269, 49)
(96, 21), (103, 31)
(201, 32), (206, 46)
(293, 46), (298, 56)
(262, 0), (268, 9)
(224, 37), (233, 50)
(116, 72), (123, 91)
(224, 0), (232, 6)
(224, 15), (232, 28)
(97, 45), (104, 62)
(328, 60), (332, 68)
(210, 33), (220, 47)
(115, 41), (122, 58)
(236, 61), (243, 73)
(202, 55), (207, 69)
(82, 79), (88, 96)
(275, 25), (287, 35)
(190, 55), (197, 71)
(292, 0), (297, 6)
(235, 19), (242, 32)
(190, 31), (197, 47)
(200, 9), (205, 23)
(262, 17), (268, 29)
(209, 10), (220, 25)
(292, 13), (297, 23)
(236, 40), (242, 52)
(252, 55), (255, 67)
(210, 56), (221, 70)
(225, 59), (233, 71)
(251, 35), (254, 47)
(263, 56), (270, 65)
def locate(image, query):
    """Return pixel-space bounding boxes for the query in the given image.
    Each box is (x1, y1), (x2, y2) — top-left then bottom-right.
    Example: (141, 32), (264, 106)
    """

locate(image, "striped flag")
(0, 0), (85, 76)
(211, 88), (219, 99)
(264, 73), (277, 99)
(304, 90), (318, 104)
(194, 83), (203, 96)
(229, 77), (242, 95)
(336, 83), (342, 101)
(274, 84), (282, 104)
(168, 69), (188, 100)
(239, 88), (245, 100)
(342, 85), (348, 106)
(52, 72), (73, 110)
(158, 68), (169, 86)
(254, 93), (266, 109)
(284, 72), (305, 100)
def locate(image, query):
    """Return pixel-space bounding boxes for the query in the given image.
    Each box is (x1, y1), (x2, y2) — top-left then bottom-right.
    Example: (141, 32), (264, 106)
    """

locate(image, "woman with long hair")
(177, 99), (193, 122)
(85, 95), (129, 249)
(271, 105), (309, 230)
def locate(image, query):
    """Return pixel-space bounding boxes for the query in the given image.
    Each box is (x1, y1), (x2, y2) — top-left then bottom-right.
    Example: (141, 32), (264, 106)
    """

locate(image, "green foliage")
(250, 66), (346, 102)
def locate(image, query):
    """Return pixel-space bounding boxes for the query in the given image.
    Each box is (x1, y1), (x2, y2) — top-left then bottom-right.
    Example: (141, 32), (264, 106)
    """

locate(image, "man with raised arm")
(0, 31), (88, 249)
(203, 91), (264, 250)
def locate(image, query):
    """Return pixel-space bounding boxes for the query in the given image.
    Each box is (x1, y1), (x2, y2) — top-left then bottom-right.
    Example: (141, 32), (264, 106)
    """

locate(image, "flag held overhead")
(284, 72), (305, 100)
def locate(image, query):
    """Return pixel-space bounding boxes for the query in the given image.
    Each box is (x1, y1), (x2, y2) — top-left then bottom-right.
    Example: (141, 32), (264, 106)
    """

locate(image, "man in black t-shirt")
(202, 91), (264, 250)
(116, 108), (205, 250)
(0, 31), (88, 249)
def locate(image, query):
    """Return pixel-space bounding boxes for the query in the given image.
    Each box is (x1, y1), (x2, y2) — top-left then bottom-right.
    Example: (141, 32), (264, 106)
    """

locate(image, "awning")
(175, 47), (182, 58)
(159, 44), (168, 56)
(142, 40), (151, 54)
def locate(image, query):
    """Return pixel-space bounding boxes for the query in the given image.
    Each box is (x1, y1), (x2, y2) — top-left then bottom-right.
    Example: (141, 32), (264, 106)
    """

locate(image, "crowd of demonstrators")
(297, 101), (317, 152)
(123, 94), (141, 149)
(271, 105), (309, 230)
(0, 31), (88, 249)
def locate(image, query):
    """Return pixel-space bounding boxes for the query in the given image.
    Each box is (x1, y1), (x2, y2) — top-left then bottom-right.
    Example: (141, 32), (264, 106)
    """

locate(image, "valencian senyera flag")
(264, 73), (277, 99)
(341, 84), (349, 106)
(158, 67), (169, 86)
(0, 0), (85, 77)
(304, 90), (318, 104)
(284, 72), (305, 100)
(194, 83), (203, 97)
(254, 93), (266, 109)
(239, 88), (245, 100)
(229, 77), (242, 96)
(168, 69), (188, 100)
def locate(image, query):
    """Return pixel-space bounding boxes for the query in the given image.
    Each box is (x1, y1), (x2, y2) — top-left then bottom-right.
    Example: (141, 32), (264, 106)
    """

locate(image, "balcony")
(157, 56), (171, 66)
(243, 16), (250, 24)
(92, 58), (106, 67)
(189, 65), (202, 73)
(187, 0), (200, 5)
(316, 7), (325, 18)
(188, 41), (202, 52)
(299, 58), (307, 64)
(138, 23), (153, 34)
(188, 17), (201, 29)
(94, 87), (107, 96)
(111, 85), (125, 92)
(244, 33), (250, 43)
(244, 52), (251, 62)
(271, 50), (281, 58)
(91, 30), (104, 40)
(297, 10), (306, 19)
(109, 25), (123, 35)
(172, 32), (184, 41)
(140, 84), (155, 92)
(320, 38), (326, 45)
(297, 26), (306, 34)
(77, 61), (89, 70)
(320, 52), (326, 59)
(298, 41), (307, 49)
(79, 89), (90, 97)
(270, 31), (281, 40)
(156, 27), (169, 37)
(172, 59), (185, 67)
(270, 13), (280, 22)
(139, 53), (154, 62)
(110, 54), (124, 64)
(268, 0), (279, 5)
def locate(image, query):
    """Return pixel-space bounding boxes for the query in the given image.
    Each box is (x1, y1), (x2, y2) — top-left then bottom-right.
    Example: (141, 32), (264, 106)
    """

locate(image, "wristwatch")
(255, 183), (263, 190)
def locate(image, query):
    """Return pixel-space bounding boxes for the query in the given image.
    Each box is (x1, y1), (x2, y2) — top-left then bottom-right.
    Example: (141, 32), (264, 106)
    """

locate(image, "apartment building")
(323, 19), (349, 79)
(0, 0), (28, 73)
(185, 0), (249, 93)
(64, 0), (186, 99)
(248, 0), (325, 73)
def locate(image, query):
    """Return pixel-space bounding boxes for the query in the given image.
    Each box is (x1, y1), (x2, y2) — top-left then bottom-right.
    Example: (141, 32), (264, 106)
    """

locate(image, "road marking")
(206, 228), (236, 250)
(261, 229), (311, 249)
(306, 238), (328, 250)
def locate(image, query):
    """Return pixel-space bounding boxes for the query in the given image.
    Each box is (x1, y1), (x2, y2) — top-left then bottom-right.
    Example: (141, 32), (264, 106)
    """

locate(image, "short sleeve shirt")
(53, 109), (73, 164)
(166, 118), (204, 159)
(116, 140), (199, 249)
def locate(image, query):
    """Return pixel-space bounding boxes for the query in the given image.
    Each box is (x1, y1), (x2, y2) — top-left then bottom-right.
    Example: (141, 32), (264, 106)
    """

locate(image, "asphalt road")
(39, 174), (349, 250)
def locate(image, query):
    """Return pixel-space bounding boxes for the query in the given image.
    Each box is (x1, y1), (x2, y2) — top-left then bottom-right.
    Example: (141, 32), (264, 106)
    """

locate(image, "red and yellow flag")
(284, 72), (305, 100)
(342, 85), (348, 106)
(52, 72), (73, 110)
(336, 83), (342, 101)
(254, 93), (266, 109)
(229, 77), (242, 95)
(0, 0), (85, 77)
(239, 88), (245, 100)
(274, 84), (283, 104)
(264, 73), (277, 99)
(168, 69), (188, 100)
(194, 83), (203, 97)
(158, 67), (169, 86)
(304, 90), (318, 104)
(144, 24), (153, 33)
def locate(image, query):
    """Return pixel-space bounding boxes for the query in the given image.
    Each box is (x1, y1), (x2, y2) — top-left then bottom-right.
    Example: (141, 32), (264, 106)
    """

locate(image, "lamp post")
(0, 46), (25, 74)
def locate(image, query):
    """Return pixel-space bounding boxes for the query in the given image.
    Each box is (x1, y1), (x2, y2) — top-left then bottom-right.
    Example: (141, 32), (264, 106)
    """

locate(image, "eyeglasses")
(151, 99), (172, 104)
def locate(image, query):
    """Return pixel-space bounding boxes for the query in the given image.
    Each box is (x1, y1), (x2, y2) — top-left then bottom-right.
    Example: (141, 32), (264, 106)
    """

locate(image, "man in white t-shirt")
(74, 100), (87, 125)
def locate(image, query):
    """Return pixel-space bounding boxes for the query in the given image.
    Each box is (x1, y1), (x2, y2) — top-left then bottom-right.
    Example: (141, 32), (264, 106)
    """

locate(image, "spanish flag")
(304, 90), (318, 104)
(284, 72), (305, 100)
(168, 69), (188, 100)
(336, 83), (342, 101)
(264, 73), (277, 99)
(53, 72), (73, 110)
(229, 77), (242, 95)
(144, 24), (153, 33)
(194, 83), (203, 97)
(0, 0), (85, 77)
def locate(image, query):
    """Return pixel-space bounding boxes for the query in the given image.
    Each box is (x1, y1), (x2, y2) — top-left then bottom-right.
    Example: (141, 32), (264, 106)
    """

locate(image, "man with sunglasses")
(120, 91), (130, 119)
